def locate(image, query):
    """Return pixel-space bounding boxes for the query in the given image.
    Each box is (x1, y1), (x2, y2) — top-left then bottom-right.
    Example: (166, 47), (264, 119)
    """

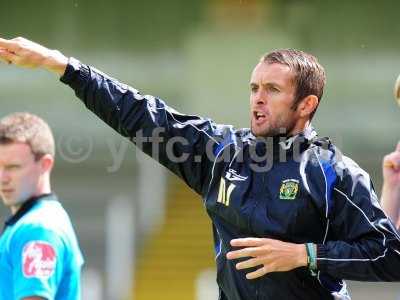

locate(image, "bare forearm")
(381, 182), (400, 228)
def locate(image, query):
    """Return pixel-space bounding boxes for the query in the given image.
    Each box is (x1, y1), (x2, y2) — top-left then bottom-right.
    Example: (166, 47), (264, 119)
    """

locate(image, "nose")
(253, 89), (267, 105)
(256, 96), (266, 105)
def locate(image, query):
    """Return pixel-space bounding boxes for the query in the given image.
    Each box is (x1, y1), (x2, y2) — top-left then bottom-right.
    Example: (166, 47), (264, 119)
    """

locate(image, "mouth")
(252, 111), (268, 124)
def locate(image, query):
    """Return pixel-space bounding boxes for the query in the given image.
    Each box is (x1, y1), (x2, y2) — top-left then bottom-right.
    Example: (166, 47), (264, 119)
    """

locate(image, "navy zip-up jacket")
(60, 58), (400, 300)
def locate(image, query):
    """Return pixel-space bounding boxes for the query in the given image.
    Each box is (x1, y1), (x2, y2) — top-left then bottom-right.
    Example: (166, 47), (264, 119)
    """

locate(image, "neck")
(10, 205), (21, 215)
(10, 178), (52, 215)
(288, 119), (310, 137)
(38, 179), (52, 195)
(37, 173), (52, 195)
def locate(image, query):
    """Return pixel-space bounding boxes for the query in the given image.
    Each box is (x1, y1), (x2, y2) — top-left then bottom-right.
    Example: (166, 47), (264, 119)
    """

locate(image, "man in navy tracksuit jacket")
(1, 37), (400, 300)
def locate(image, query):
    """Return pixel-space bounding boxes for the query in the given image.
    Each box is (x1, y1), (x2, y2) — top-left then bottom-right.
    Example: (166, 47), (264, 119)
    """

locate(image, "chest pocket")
(250, 174), (322, 242)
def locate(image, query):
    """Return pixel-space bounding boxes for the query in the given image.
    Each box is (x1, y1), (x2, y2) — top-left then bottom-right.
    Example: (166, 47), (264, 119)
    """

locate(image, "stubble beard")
(251, 115), (297, 138)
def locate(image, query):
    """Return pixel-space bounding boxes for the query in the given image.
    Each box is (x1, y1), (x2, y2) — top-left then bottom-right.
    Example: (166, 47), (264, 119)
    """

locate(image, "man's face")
(0, 142), (42, 212)
(250, 62), (300, 137)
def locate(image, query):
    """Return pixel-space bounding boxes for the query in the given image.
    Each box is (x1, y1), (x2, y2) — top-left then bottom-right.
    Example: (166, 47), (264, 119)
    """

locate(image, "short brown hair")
(0, 112), (55, 160)
(261, 49), (326, 118)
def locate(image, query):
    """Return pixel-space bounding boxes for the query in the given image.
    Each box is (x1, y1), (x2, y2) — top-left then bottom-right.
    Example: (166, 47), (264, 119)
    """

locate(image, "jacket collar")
(4, 193), (54, 228)
(252, 125), (318, 161)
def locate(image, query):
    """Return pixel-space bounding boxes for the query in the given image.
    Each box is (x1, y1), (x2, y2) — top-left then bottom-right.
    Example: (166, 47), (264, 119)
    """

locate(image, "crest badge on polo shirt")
(279, 179), (299, 200)
(22, 241), (57, 279)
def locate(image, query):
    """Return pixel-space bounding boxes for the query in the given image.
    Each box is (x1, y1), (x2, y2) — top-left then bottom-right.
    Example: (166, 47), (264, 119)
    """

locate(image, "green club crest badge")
(279, 179), (299, 200)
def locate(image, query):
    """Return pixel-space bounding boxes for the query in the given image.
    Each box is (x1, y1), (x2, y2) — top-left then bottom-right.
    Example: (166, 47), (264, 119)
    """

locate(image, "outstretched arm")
(0, 37), (67, 75)
(381, 142), (400, 229)
(0, 36), (231, 196)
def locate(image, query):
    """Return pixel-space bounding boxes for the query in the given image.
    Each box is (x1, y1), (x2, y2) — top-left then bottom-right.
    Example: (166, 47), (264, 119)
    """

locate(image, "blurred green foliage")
(0, 0), (399, 187)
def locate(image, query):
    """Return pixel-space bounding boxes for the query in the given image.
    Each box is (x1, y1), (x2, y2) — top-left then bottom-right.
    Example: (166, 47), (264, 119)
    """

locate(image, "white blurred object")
(136, 151), (167, 236)
(82, 268), (103, 300)
(196, 268), (219, 300)
(105, 197), (135, 300)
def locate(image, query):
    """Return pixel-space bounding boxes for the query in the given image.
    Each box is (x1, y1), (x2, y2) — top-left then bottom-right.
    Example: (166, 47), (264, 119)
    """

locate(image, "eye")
(5, 165), (20, 171)
(269, 86), (280, 93)
(250, 86), (258, 93)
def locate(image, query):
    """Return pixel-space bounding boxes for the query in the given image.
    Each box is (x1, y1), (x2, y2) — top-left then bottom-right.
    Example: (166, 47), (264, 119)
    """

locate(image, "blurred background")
(1, 0), (400, 299)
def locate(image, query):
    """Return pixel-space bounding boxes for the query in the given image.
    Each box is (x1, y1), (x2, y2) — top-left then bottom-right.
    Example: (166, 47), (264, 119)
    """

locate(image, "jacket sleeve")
(60, 58), (232, 195)
(315, 155), (400, 281)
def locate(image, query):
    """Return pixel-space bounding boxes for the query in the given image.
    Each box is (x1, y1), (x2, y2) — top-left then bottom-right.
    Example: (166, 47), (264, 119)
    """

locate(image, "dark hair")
(0, 112), (55, 160)
(261, 49), (326, 119)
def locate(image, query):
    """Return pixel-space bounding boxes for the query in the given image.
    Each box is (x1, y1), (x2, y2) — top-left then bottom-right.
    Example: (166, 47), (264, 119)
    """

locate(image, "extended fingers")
(0, 38), (20, 52)
(245, 266), (269, 280)
(235, 257), (264, 270)
(227, 238), (273, 259)
(230, 237), (267, 247)
(0, 49), (18, 65)
(226, 246), (267, 260)
(227, 247), (258, 259)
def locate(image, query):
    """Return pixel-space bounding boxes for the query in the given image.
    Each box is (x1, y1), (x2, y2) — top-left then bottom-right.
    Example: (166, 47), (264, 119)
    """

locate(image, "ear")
(297, 95), (319, 118)
(39, 154), (54, 174)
